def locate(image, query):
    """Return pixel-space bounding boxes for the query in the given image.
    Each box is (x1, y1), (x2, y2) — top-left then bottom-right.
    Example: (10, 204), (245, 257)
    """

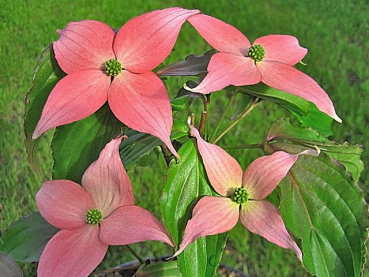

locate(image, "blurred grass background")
(0, 0), (368, 276)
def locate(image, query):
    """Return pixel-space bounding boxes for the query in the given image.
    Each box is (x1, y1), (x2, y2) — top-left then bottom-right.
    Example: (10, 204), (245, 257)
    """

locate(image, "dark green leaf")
(280, 154), (367, 277)
(171, 81), (203, 112)
(120, 128), (162, 171)
(157, 50), (215, 77)
(135, 260), (181, 277)
(24, 44), (65, 174)
(52, 104), (122, 183)
(0, 212), (59, 263)
(0, 253), (23, 277)
(160, 140), (227, 277)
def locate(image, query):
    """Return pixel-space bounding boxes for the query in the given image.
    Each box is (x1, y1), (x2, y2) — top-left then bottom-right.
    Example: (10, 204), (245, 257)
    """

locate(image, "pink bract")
(187, 14), (341, 123)
(36, 137), (173, 277)
(32, 8), (201, 158)
(174, 126), (303, 260)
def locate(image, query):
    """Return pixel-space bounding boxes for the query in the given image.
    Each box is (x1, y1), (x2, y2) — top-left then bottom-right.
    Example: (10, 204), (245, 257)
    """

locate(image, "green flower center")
(247, 44), (265, 63)
(85, 209), (103, 225)
(231, 187), (249, 204)
(105, 59), (122, 76)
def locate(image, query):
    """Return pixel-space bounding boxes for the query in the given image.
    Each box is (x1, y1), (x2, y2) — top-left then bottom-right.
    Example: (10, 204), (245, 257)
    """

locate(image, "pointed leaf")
(0, 253), (23, 277)
(52, 104), (122, 183)
(24, 44), (66, 174)
(160, 140), (228, 277)
(280, 154), (367, 277)
(0, 212), (59, 262)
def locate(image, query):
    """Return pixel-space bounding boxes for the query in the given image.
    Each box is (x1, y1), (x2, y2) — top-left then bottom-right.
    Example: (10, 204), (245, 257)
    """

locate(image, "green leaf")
(0, 212), (59, 263)
(135, 260), (181, 277)
(267, 118), (364, 181)
(160, 140), (227, 277)
(267, 118), (327, 142)
(52, 104), (122, 182)
(24, 44), (65, 175)
(171, 119), (189, 141)
(119, 128), (162, 171)
(171, 81), (203, 112)
(239, 83), (310, 116)
(280, 154), (367, 277)
(0, 252), (23, 277)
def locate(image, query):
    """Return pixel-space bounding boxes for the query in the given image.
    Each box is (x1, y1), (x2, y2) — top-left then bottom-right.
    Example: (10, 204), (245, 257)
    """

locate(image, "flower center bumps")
(232, 187), (249, 204)
(86, 208), (103, 225)
(247, 44), (265, 63)
(105, 59), (122, 76)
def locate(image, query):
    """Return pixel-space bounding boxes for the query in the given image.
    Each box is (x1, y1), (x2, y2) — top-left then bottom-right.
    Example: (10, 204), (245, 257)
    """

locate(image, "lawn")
(0, 0), (368, 276)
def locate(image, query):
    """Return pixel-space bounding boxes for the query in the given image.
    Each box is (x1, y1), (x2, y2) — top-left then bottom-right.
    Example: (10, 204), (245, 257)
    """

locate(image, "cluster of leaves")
(0, 12), (368, 277)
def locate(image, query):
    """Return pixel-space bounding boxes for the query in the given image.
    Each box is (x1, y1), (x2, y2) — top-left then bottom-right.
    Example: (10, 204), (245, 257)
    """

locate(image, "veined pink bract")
(32, 8), (201, 158)
(174, 126), (303, 260)
(186, 14), (341, 123)
(36, 137), (173, 277)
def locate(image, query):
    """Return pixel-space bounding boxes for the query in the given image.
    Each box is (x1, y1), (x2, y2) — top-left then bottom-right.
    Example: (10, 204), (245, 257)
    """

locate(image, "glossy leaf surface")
(160, 139), (228, 277)
(280, 154), (367, 277)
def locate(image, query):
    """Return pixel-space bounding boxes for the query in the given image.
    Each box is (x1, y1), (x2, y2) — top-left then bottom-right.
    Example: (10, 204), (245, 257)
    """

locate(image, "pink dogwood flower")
(36, 137), (173, 277)
(32, 8), (201, 157)
(186, 14), (341, 122)
(174, 126), (303, 260)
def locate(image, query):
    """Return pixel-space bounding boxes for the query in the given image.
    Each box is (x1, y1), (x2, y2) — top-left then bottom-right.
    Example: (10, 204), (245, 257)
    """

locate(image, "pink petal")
(258, 61), (342, 122)
(190, 126), (243, 196)
(240, 200), (302, 261)
(114, 8), (200, 73)
(36, 180), (93, 230)
(54, 20), (116, 74)
(81, 137), (134, 216)
(99, 206), (173, 247)
(174, 196), (239, 257)
(108, 71), (178, 157)
(242, 151), (298, 200)
(188, 14), (251, 55)
(32, 69), (110, 139)
(37, 226), (108, 277)
(254, 35), (307, 66)
(187, 52), (261, 94)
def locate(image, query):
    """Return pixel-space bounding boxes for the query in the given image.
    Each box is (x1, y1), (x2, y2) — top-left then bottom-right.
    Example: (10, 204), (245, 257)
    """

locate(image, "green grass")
(1, 0), (368, 276)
